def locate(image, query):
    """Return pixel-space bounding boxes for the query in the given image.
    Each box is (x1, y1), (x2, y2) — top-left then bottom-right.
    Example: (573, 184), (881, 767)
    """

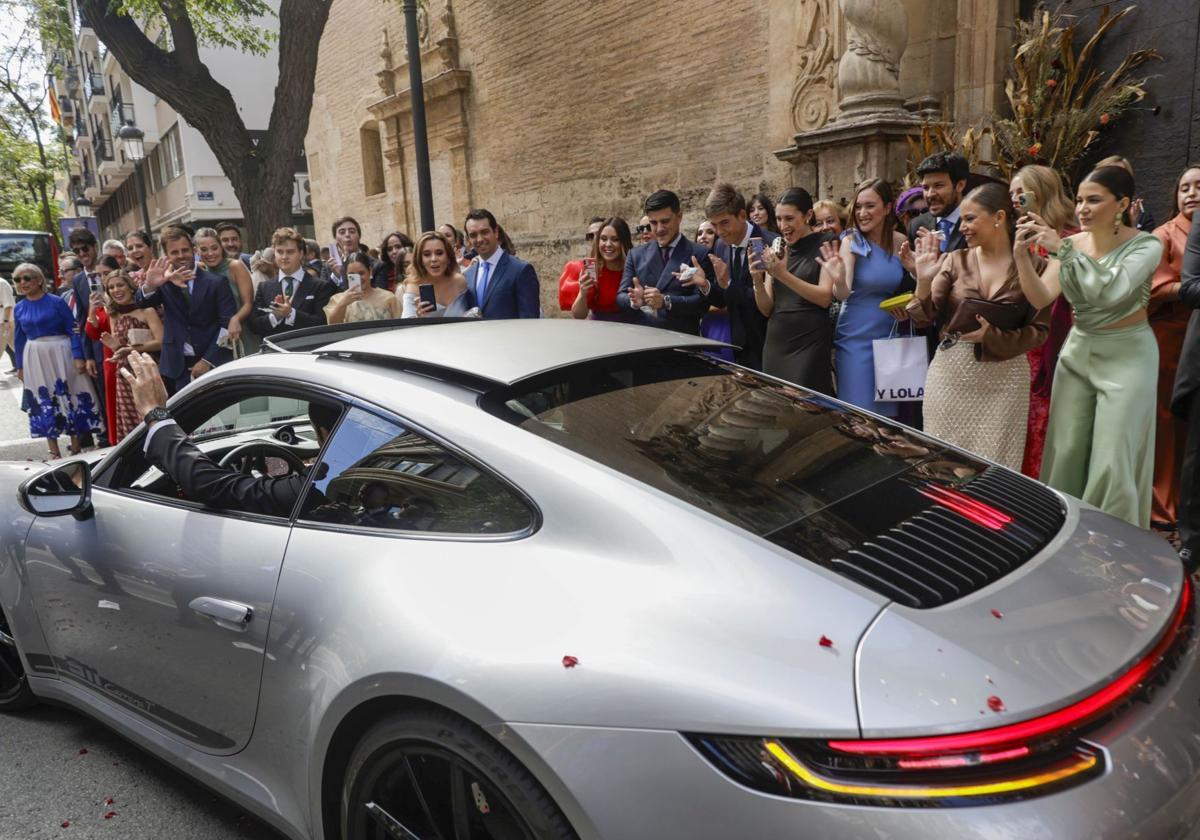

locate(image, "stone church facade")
(304, 0), (1200, 313)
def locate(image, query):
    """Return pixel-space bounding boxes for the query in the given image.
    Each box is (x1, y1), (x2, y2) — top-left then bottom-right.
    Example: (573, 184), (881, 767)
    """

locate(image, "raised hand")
(703, 254), (728, 289)
(164, 263), (194, 288)
(99, 331), (121, 351)
(1016, 211), (1061, 255)
(629, 277), (645, 308)
(913, 232), (943, 280)
(142, 257), (171, 290)
(816, 240), (845, 286)
(898, 240), (915, 275)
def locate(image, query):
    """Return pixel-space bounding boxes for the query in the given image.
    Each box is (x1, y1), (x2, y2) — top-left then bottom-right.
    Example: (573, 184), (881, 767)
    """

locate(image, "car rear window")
(0, 232), (52, 274)
(482, 350), (960, 538)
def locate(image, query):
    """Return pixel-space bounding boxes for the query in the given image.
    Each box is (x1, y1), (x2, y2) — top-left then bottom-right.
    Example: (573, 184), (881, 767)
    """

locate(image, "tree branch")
(160, 0), (202, 70)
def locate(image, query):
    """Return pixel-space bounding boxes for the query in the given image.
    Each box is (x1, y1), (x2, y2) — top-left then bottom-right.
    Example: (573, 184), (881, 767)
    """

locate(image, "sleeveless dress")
(210, 257), (260, 355)
(833, 231), (907, 416)
(111, 311), (150, 441)
(762, 231), (835, 394)
(1041, 232), (1162, 527)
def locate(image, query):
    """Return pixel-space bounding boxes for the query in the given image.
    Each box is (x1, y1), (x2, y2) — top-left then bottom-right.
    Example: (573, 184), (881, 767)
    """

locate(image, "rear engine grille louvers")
(831, 468), (1066, 609)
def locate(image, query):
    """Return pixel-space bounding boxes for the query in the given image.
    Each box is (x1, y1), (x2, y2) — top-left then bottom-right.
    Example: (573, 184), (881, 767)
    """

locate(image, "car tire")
(0, 608), (38, 713)
(340, 707), (576, 840)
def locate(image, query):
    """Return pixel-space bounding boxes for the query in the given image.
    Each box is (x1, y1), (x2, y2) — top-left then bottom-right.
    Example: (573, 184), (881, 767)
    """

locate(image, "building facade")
(50, 2), (314, 244)
(304, 0), (1200, 314)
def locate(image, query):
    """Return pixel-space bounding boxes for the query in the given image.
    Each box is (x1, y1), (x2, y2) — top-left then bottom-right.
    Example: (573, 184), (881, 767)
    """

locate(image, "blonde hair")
(103, 271), (139, 305)
(812, 200), (847, 228)
(405, 231), (457, 284)
(1014, 165), (1075, 233)
(1096, 155), (1133, 176)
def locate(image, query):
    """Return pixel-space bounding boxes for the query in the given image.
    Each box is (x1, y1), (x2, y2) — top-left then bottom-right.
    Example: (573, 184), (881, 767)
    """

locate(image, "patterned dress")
(14, 294), (102, 440)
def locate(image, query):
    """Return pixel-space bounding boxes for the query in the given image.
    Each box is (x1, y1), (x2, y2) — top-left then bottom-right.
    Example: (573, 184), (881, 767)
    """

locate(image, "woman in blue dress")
(12, 263), (102, 458)
(820, 179), (910, 417)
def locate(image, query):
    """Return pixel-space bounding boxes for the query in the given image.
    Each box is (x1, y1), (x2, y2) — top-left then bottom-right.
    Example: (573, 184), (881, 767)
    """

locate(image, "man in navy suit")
(135, 226), (236, 394)
(685, 183), (778, 369)
(616, 190), (715, 334)
(250, 227), (335, 337)
(65, 227), (106, 432)
(464, 209), (540, 319)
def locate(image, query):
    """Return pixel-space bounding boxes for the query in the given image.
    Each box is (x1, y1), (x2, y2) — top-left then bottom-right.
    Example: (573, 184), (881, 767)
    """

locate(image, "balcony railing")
(61, 99), (75, 116)
(88, 73), (105, 97)
(82, 171), (96, 189)
(110, 101), (134, 135)
(75, 119), (88, 138)
(94, 138), (113, 161)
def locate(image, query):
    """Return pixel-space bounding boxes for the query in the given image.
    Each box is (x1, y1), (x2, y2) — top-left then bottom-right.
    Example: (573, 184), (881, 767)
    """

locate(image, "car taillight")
(689, 578), (1191, 807)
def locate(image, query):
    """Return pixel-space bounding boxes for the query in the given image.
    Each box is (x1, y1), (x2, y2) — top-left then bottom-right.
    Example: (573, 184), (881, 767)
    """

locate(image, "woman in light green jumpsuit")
(1014, 166), (1162, 528)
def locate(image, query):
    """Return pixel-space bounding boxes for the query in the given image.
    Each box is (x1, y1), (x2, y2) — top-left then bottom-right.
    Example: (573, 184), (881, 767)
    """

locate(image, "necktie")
(478, 261), (491, 301)
(730, 246), (742, 285)
(661, 244), (672, 268)
(283, 276), (294, 299)
(937, 218), (953, 252)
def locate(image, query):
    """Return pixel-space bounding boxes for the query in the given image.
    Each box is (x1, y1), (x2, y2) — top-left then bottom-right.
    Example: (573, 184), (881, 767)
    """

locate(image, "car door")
(21, 388), (320, 753)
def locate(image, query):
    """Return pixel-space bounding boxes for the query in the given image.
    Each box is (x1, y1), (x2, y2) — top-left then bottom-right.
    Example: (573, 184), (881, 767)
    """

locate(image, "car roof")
(316, 319), (727, 386)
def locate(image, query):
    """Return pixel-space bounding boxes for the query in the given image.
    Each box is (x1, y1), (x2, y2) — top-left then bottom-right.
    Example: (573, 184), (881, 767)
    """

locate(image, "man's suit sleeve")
(664, 247), (711, 318)
(370, 260), (389, 290)
(516, 263), (540, 318)
(249, 282), (274, 335)
(134, 285), (160, 310)
(146, 422), (306, 517)
(293, 282), (332, 328)
(1180, 214), (1200, 309)
(616, 252), (636, 311)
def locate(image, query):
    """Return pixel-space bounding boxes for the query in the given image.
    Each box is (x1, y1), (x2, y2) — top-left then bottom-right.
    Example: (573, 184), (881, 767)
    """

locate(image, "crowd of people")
(2, 149), (1197, 565)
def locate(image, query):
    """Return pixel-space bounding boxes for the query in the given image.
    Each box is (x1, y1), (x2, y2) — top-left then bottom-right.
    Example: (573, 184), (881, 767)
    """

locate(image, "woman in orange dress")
(1149, 165), (1200, 533)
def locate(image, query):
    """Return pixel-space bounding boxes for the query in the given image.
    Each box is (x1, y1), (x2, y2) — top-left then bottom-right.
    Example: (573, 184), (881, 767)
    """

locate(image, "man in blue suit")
(687, 183), (779, 369)
(616, 190), (715, 335)
(135, 226), (236, 394)
(464, 209), (540, 319)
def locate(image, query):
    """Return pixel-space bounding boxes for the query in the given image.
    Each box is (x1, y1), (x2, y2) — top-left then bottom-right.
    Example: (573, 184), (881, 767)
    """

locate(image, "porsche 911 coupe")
(2, 319), (1196, 839)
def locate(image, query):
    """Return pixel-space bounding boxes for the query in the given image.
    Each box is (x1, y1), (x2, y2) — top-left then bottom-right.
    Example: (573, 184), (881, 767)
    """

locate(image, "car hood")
(855, 501), (1186, 736)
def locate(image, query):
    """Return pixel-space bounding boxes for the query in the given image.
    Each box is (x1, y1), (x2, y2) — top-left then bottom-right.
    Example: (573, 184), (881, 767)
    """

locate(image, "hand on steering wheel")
(216, 441), (308, 477)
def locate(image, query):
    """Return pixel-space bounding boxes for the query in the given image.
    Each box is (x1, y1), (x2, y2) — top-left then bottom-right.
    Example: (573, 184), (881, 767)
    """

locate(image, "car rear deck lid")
(315, 319), (727, 385)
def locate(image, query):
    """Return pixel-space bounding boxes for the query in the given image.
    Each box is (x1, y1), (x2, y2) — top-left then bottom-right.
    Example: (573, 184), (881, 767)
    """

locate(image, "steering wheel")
(217, 441), (308, 477)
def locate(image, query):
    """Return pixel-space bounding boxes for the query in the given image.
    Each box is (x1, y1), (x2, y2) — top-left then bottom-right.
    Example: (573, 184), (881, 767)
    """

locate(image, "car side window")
(298, 407), (533, 535)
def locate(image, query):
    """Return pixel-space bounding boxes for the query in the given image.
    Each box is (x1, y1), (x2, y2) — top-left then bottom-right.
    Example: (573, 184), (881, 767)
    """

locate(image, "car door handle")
(189, 597), (254, 632)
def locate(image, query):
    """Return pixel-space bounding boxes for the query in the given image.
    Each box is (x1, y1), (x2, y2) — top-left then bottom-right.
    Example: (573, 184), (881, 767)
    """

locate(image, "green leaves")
(114, 0), (277, 55)
(0, 129), (59, 230)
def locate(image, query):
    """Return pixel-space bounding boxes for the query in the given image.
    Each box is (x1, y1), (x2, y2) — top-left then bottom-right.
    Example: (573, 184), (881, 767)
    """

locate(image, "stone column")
(836, 0), (908, 120)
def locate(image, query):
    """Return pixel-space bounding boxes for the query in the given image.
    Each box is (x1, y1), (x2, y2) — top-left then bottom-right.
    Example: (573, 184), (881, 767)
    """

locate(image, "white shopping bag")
(872, 322), (927, 402)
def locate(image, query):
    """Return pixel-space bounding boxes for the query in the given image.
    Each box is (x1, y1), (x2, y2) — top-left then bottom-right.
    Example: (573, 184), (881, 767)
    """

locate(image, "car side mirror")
(18, 459), (94, 520)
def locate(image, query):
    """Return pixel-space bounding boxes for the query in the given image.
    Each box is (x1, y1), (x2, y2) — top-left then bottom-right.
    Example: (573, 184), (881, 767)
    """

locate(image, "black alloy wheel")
(341, 709), (576, 840)
(0, 607), (37, 712)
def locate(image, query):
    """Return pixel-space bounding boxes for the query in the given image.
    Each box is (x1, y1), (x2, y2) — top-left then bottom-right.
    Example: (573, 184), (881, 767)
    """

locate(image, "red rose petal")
(61, 821), (70, 828)
(103, 798), (114, 805)
(103, 811), (117, 820)
(990, 609), (1003, 619)
(77, 748), (88, 755)
(818, 635), (834, 648)
(561, 655), (579, 669)
(987, 695), (1006, 712)
(112, 761), (120, 767)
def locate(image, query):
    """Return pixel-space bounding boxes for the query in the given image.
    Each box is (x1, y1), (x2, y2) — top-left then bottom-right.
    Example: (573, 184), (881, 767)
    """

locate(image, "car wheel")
(341, 708), (576, 840)
(0, 608), (37, 712)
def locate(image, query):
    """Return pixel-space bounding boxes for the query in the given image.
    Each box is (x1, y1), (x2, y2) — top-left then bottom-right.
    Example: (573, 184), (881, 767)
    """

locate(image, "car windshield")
(0, 232), (51, 274)
(482, 350), (972, 538)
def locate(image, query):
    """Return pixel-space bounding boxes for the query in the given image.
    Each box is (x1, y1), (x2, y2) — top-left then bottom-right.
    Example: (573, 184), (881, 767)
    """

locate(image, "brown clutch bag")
(944, 298), (1028, 334)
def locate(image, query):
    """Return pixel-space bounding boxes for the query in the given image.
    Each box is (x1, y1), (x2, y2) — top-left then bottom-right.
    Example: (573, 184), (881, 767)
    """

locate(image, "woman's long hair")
(1014, 165), (1074, 232)
(406, 231), (458, 284)
(589, 217), (633, 265)
(964, 182), (1016, 243)
(748, 192), (779, 234)
(850, 179), (898, 256)
(1083, 165), (1137, 227)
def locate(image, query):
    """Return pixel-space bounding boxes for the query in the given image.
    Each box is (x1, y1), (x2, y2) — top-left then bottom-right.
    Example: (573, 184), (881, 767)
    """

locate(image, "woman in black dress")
(754, 187), (837, 394)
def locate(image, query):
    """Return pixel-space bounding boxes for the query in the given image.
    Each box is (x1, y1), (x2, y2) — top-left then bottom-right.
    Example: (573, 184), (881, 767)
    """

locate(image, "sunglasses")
(71, 245), (94, 253)
(585, 232), (596, 241)
(13, 275), (39, 283)
(635, 225), (651, 234)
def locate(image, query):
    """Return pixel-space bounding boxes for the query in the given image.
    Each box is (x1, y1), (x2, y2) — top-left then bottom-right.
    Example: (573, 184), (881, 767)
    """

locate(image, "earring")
(1113, 212), (1122, 235)
(994, 221), (1000, 228)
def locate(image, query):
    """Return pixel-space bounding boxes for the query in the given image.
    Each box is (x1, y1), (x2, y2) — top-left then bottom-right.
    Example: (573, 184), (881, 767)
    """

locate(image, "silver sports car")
(3, 319), (1197, 839)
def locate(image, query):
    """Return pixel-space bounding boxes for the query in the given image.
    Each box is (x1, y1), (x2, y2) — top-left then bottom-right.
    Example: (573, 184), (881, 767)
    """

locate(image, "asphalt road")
(0, 371), (281, 840)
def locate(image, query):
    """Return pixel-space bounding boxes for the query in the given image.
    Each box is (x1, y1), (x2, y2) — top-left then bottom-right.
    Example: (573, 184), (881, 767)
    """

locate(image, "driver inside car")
(120, 350), (340, 518)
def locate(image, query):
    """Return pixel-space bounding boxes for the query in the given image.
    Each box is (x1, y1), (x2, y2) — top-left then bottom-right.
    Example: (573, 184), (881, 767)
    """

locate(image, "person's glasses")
(13, 275), (38, 283)
(585, 232), (596, 241)
(71, 245), (93, 253)
(635, 224), (651, 234)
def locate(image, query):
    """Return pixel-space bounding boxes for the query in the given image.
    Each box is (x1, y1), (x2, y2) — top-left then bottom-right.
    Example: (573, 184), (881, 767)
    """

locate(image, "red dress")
(557, 260), (624, 318)
(83, 309), (118, 445)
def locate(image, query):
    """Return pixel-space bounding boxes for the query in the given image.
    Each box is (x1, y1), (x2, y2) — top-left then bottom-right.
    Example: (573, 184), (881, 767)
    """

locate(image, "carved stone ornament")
(836, 0), (907, 119)
(791, 0), (839, 132)
(377, 29), (395, 96)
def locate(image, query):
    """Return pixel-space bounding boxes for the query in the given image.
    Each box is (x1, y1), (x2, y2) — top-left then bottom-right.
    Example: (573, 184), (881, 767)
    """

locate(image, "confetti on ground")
(77, 748), (87, 755)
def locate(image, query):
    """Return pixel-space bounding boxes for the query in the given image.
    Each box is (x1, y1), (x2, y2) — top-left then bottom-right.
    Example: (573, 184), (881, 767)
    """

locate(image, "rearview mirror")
(18, 459), (93, 520)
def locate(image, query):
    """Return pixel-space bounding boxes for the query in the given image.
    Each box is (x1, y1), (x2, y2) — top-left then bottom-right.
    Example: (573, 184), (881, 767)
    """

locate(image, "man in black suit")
(119, 351), (341, 518)
(1171, 216), (1200, 570)
(250, 227), (335, 338)
(616, 189), (715, 334)
(684, 183), (777, 369)
(135, 226), (237, 394)
(907, 152), (970, 253)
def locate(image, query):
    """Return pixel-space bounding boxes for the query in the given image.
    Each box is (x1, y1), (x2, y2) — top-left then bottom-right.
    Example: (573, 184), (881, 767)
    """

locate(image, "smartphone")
(418, 283), (437, 308)
(749, 237), (765, 266)
(347, 272), (362, 292)
(328, 243), (342, 268)
(88, 277), (102, 295)
(581, 257), (597, 282)
(1018, 191), (1036, 210)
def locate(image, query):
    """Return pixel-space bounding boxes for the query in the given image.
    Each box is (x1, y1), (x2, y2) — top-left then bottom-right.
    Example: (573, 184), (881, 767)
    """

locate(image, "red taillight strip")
(917, 484), (1013, 531)
(831, 578), (1192, 756)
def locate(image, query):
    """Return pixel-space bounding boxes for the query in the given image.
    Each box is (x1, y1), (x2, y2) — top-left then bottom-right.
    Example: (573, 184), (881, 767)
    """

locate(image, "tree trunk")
(30, 127), (57, 246)
(79, 0), (331, 250)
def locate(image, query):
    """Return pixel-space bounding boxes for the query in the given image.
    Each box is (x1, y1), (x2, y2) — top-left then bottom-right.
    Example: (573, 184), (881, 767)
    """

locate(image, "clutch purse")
(126, 328), (153, 345)
(944, 298), (1027, 334)
(879, 293), (914, 311)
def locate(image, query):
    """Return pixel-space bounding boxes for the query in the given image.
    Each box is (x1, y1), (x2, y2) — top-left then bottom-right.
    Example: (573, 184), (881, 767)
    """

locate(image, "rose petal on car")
(987, 695), (1006, 712)
(561, 655), (579, 669)
(819, 635), (834, 648)
(991, 609), (1003, 619)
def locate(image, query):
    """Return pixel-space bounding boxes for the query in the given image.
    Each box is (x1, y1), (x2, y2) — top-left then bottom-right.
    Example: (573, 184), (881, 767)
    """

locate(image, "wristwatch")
(143, 406), (172, 425)
(662, 295), (672, 311)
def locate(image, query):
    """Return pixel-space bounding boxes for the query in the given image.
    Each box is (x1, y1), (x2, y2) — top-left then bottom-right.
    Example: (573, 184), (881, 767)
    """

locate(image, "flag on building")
(48, 85), (61, 125)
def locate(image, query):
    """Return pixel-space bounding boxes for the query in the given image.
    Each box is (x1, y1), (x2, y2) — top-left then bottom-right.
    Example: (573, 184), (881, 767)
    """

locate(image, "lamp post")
(402, 0), (434, 231)
(117, 120), (153, 236)
(74, 193), (93, 218)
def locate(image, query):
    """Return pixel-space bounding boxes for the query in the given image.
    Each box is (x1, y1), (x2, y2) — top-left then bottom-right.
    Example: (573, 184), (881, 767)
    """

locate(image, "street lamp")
(117, 120), (152, 236)
(402, 0), (434, 232)
(75, 193), (93, 218)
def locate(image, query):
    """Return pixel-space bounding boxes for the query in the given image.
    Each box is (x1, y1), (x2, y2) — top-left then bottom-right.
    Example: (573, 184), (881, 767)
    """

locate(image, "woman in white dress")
(401, 231), (478, 318)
